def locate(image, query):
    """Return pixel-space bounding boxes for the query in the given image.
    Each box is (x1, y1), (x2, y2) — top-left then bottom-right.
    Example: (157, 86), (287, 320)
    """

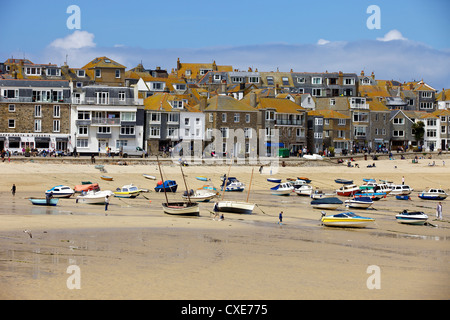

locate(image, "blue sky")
(1, 0), (450, 88)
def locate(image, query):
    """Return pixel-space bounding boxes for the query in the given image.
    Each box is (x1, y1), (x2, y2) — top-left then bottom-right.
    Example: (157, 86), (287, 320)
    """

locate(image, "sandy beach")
(0, 156), (449, 300)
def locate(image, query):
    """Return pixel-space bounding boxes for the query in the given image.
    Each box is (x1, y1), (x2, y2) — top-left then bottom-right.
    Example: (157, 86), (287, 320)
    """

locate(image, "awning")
(35, 137), (50, 143)
(265, 142), (284, 147)
(8, 137), (21, 142)
(55, 137), (69, 142)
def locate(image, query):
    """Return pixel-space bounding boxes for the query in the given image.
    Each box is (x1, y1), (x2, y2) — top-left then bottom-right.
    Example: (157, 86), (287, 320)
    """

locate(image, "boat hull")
(311, 198), (343, 210)
(76, 191), (114, 204)
(143, 174), (156, 180)
(215, 201), (255, 214)
(395, 216), (428, 225)
(162, 202), (199, 216)
(29, 198), (59, 206)
(101, 176), (113, 181)
(345, 200), (373, 209)
(418, 194), (447, 200)
(322, 217), (374, 228)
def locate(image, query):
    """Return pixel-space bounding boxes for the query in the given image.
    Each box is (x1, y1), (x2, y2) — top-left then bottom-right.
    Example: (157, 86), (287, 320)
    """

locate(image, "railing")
(275, 120), (304, 126)
(91, 117), (121, 125)
(72, 97), (142, 105)
(350, 103), (369, 109)
(0, 97), (70, 103)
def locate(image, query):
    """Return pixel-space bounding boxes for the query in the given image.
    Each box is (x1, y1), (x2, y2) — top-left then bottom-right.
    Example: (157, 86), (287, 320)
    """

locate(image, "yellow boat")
(321, 212), (374, 228)
(113, 184), (141, 198)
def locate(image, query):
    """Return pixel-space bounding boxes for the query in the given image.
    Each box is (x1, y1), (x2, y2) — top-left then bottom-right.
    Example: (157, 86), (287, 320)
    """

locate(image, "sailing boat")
(157, 156), (199, 216)
(214, 166), (255, 214)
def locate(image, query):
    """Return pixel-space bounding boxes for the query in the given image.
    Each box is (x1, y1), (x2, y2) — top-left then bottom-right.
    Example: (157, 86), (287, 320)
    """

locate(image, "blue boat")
(396, 195), (411, 200)
(154, 180), (178, 193)
(29, 198), (59, 206)
(418, 189), (447, 200)
(267, 178), (282, 183)
(335, 179), (353, 185)
(354, 192), (386, 201)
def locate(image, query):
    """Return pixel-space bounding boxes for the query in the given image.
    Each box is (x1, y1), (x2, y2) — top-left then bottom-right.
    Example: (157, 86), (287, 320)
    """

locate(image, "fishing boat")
(196, 176), (209, 181)
(29, 197), (59, 206)
(396, 195), (411, 200)
(335, 178), (353, 185)
(336, 184), (359, 197)
(154, 180), (178, 193)
(101, 175), (114, 181)
(294, 184), (314, 196)
(182, 189), (217, 202)
(390, 185), (413, 195)
(267, 178), (282, 183)
(214, 201), (255, 214)
(310, 197), (343, 210)
(114, 184), (141, 198)
(76, 190), (114, 204)
(45, 185), (74, 198)
(310, 189), (336, 199)
(395, 210), (428, 225)
(143, 174), (156, 180)
(74, 183), (100, 193)
(345, 196), (373, 209)
(271, 182), (293, 196)
(363, 181), (392, 194)
(418, 188), (448, 200)
(321, 211), (375, 228)
(221, 176), (245, 192)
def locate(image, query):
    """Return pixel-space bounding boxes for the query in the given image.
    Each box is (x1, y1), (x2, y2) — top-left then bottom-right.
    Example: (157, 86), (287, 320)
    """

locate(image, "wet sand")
(0, 158), (449, 300)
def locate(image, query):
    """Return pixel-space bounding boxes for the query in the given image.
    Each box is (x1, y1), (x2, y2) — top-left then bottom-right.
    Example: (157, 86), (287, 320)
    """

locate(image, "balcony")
(0, 96), (71, 103)
(275, 119), (304, 126)
(350, 103), (369, 109)
(91, 117), (121, 125)
(72, 97), (141, 105)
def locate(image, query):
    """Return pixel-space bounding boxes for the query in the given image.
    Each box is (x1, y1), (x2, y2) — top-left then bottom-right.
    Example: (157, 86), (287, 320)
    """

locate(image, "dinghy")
(29, 198), (59, 206)
(345, 196), (373, 209)
(143, 174), (156, 180)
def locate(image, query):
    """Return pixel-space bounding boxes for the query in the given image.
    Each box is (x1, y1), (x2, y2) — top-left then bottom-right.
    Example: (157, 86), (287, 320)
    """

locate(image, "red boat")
(74, 183), (100, 193)
(336, 184), (359, 197)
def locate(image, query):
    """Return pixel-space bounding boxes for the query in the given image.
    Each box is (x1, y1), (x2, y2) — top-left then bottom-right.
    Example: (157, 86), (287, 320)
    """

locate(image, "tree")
(412, 121), (425, 147)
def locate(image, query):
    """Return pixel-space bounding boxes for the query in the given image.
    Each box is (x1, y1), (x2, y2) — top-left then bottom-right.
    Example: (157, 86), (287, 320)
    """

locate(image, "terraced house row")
(1, 56), (449, 157)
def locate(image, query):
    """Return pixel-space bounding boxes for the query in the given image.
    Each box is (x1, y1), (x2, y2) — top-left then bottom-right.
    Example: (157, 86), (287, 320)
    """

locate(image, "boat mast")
(221, 161), (233, 201)
(156, 155), (169, 205)
(179, 163), (191, 203)
(246, 168), (254, 203)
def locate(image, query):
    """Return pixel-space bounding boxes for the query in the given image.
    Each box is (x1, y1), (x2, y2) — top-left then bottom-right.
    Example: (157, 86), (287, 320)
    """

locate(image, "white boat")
(418, 188), (448, 200)
(321, 211), (375, 228)
(76, 190), (114, 204)
(214, 200), (255, 214)
(310, 197), (343, 210)
(221, 176), (245, 192)
(182, 189), (217, 202)
(113, 184), (141, 198)
(162, 202), (199, 216)
(364, 182), (392, 194)
(390, 185), (413, 195)
(345, 196), (374, 209)
(45, 185), (75, 198)
(395, 210), (428, 225)
(289, 179), (308, 189)
(143, 174), (156, 180)
(294, 185), (314, 196)
(270, 182), (294, 196)
(336, 184), (360, 197)
(310, 190), (336, 199)
(303, 154), (323, 160)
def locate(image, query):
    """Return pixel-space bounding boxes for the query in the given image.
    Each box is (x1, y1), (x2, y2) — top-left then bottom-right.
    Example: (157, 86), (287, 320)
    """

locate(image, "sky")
(1, 0), (450, 89)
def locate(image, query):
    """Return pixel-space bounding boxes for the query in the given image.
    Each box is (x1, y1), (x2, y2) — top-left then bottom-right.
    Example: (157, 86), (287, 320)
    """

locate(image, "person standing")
(11, 184), (16, 196)
(402, 176), (405, 185)
(436, 202), (443, 220)
(278, 211), (283, 225)
(105, 195), (110, 212)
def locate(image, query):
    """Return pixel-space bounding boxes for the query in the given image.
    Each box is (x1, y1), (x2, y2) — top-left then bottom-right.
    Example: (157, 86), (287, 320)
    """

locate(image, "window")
(206, 128), (212, 139)
(121, 112), (136, 122)
(116, 140), (128, 149)
(209, 113), (213, 123)
(338, 119), (346, 126)
(150, 113), (161, 123)
(95, 69), (101, 78)
(248, 77), (259, 84)
(171, 100), (183, 109)
(315, 118), (323, 126)
(199, 69), (212, 75)
(427, 119), (437, 126)
(77, 70), (85, 77)
(312, 77), (322, 84)
(420, 102), (433, 109)
(231, 76), (244, 83)
(282, 77), (289, 86)
(234, 113), (240, 123)
(393, 130), (404, 137)
(330, 99), (335, 106)
(426, 129), (437, 137)
(120, 126), (135, 135)
(265, 111), (275, 121)
(96, 92), (109, 104)
(2, 89), (18, 99)
(296, 128), (304, 137)
(245, 114), (251, 123)
(185, 70), (191, 77)
(220, 127), (229, 138)
(266, 76), (274, 85)
(34, 119), (41, 132)
(150, 126), (160, 137)
(353, 112), (369, 122)
(98, 127), (111, 134)
(78, 126), (88, 136)
(222, 113), (227, 123)
(184, 118), (190, 126)
(25, 67), (42, 75)
(297, 77), (305, 84)
(344, 78), (355, 85)
(35, 105), (42, 117)
(337, 130), (345, 138)
(76, 139), (89, 148)
(115, 69), (121, 78)
(312, 88), (322, 96)
(168, 113), (179, 123)
(78, 111), (90, 120)
(314, 132), (323, 139)
(46, 68), (61, 76)
(441, 126), (446, 134)
(118, 91), (125, 101)
(421, 92), (432, 98)
(324, 119), (330, 126)
(152, 82), (163, 90)
(174, 84), (186, 91)
(244, 128), (252, 138)
(354, 126), (367, 136)
(167, 127), (178, 138)
(53, 120), (60, 132)
(8, 119), (15, 128)
(8, 104), (15, 112)
(393, 118), (404, 124)
(214, 74), (221, 81)
(53, 105), (60, 118)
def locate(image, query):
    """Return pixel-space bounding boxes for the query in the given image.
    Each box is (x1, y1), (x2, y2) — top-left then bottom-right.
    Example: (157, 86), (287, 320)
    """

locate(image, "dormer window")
(95, 69), (101, 78)
(171, 100), (183, 109)
(77, 70), (85, 77)
(185, 70), (191, 76)
(25, 67), (42, 76)
(46, 68), (61, 76)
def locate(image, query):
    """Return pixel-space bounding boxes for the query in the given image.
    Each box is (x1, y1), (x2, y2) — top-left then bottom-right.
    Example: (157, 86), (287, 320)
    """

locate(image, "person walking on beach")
(11, 184), (16, 196)
(402, 176), (405, 185)
(436, 202), (443, 220)
(278, 211), (283, 225)
(105, 194), (110, 212)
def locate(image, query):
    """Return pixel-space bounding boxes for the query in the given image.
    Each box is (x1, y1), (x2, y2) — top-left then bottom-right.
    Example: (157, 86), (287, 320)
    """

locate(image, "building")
(82, 56), (126, 86)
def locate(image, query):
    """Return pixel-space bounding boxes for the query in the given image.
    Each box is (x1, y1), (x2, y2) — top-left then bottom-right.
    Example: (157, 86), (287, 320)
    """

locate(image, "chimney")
(176, 58), (181, 71)
(199, 96), (207, 112)
(361, 70), (365, 76)
(371, 72), (375, 80)
(250, 92), (257, 108)
(221, 79), (227, 94)
(294, 95), (302, 106)
(442, 89), (446, 101)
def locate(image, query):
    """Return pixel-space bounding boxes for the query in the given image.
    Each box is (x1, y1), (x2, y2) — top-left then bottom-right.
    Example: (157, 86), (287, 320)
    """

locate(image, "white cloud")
(376, 29), (407, 42)
(317, 39), (330, 45)
(49, 30), (96, 50)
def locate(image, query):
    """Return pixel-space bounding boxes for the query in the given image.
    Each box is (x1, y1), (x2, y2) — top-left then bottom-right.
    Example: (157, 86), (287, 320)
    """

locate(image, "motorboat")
(221, 177), (245, 192)
(182, 189), (217, 202)
(303, 154), (323, 160)
(214, 200), (255, 214)
(29, 197), (59, 206)
(289, 179), (308, 189)
(345, 196), (373, 209)
(310, 190), (337, 199)
(294, 185), (314, 196)
(114, 184), (141, 198)
(390, 185), (413, 195)
(396, 195), (411, 200)
(321, 211), (375, 228)
(198, 184), (220, 196)
(155, 180), (178, 193)
(362, 181), (392, 194)
(310, 197), (343, 210)
(270, 182), (294, 196)
(297, 177), (311, 184)
(74, 183), (100, 193)
(336, 184), (359, 197)
(335, 178), (353, 185)
(354, 191), (386, 201)
(76, 190), (114, 204)
(162, 202), (199, 216)
(395, 210), (428, 225)
(45, 185), (74, 198)
(418, 188), (448, 200)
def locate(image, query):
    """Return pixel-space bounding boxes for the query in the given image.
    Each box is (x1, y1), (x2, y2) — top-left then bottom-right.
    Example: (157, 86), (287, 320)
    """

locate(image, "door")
(98, 140), (108, 154)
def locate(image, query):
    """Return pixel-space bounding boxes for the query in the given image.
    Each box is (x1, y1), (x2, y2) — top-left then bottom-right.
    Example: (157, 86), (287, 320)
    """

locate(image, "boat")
(418, 188), (448, 200)
(101, 175), (114, 181)
(271, 182), (294, 196)
(390, 185), (413, 195)
(310, 190), (336, 199)
(221, 176), (245, 192)
(198, 184), (220, 196)
(321, 211), (375, 228)
(289, 179), (308, 189)
(345, 196), (373, 209)
(196, 176), (209, 181)
(363, 181), (392, 194)
(267, 178), (282, 183)
(297, 177), (311, 183)
(94, 165), (104, 170)
(335, 179), (353, 185)
(74, 183), (100, 193)
(45, 185), (74, 198)
(310, 197), (343, 210)
(76, 190), (114, 204)
(396, 195), (411, 200)
(303, 154), (323, 160)
(143, 174), (156, 180)
(395, 210), (428, 225)
(354, 191), (386, 201)
(114, 184), (141, 198)
(182, 189), (217, 202)
(157, 156), (199, 216)
(294, 185), (314, 196)
(214, 201), (255, 214)
(336, 184), (359, 197)
(154, 180), (178, 193)
(29, 197), (59, 206)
